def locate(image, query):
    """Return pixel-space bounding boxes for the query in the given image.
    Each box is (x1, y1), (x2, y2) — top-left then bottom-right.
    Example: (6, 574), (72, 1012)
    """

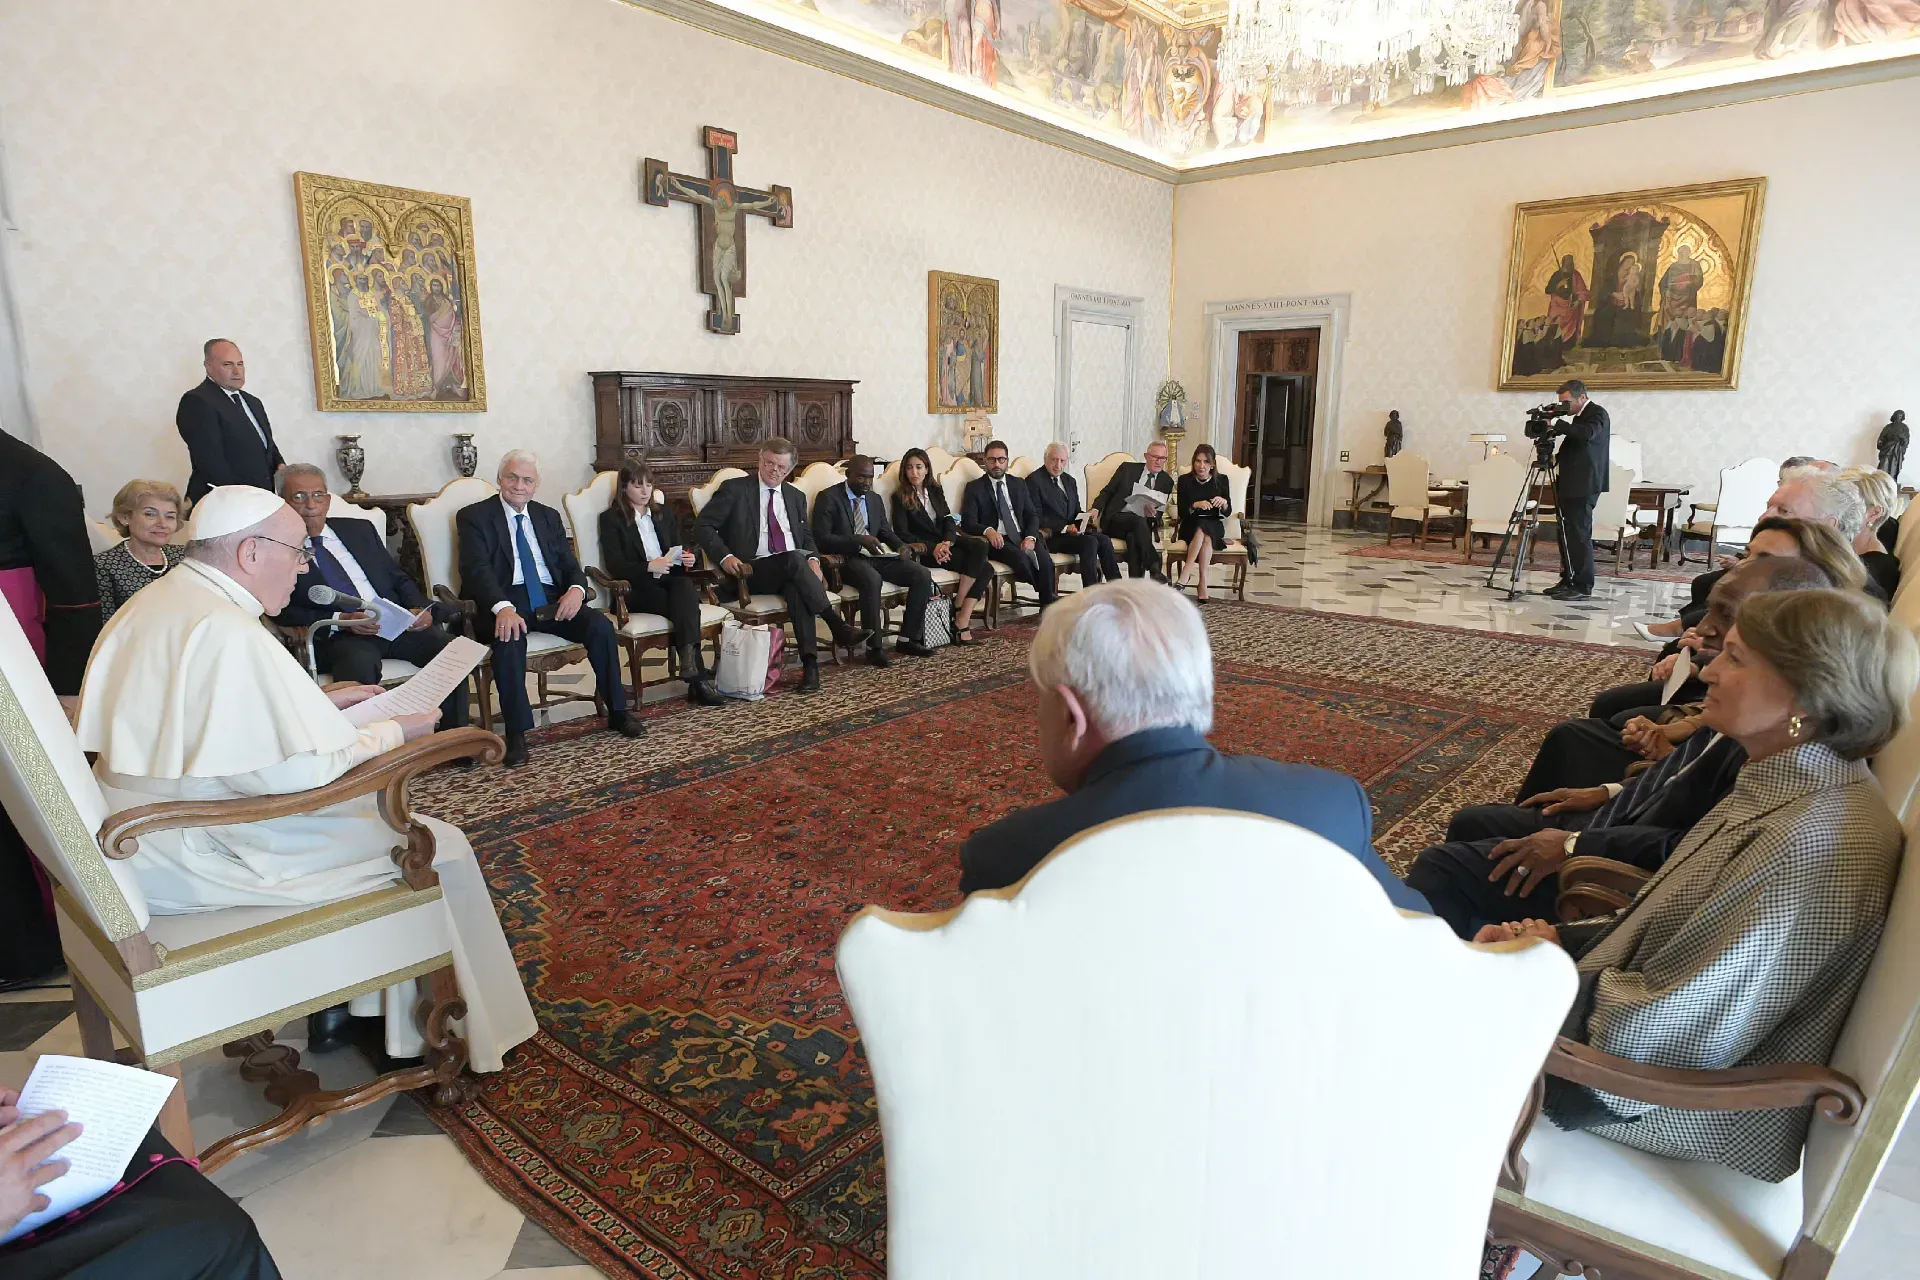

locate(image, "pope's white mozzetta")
(74, 502), (535, 1069)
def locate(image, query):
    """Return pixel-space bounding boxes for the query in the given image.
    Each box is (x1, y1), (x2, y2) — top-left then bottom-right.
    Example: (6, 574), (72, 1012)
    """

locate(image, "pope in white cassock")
(74, 486), (536, 1070)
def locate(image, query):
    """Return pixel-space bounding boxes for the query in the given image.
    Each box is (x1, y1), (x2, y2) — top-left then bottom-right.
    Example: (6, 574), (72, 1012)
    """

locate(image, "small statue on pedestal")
(1384, 411), (1404, 459)
(961, 410), (992, 456)
(1877, 410), (1908, 482)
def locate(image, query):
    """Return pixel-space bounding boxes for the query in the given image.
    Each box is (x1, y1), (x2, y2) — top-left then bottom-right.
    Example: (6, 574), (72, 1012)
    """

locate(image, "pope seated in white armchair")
(72, 486), (536, 1070)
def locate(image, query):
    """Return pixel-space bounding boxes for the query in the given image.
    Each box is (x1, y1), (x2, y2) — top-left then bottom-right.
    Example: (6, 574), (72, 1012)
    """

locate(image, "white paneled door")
(1066, 319), (1129, 465)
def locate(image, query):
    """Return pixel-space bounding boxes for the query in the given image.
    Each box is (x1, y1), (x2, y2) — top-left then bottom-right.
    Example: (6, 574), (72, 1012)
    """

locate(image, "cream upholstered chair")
(1680, 457), (1777, 565)
(562, 471), (729, 701)
(406, 476), (598, 734)
(1591, 464), (1644, 573)
(923, 446), (958, 478)
(840, 810), (1577, 1278)
(1386, 453), (1461, 547)
(1006, 455), (1037, 480)
(88, 519), (125, 554)
(1464, 453), (1529, 561)
(325, 494), (383, 531)
(1083, 452), (1135, 530)
(1160, 458), (1252, 601)
(1612, 438), (1645, 482)
(0, 597), (500, 1173)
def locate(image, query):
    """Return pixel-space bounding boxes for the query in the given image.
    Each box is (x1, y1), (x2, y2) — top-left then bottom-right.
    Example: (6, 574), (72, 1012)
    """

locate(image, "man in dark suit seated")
(176, 339), (284, 503)
(1403, 727), (1747, 940)
(270, 464), (468, 732)
(813, 455), (935, 667)
(1091, 439), (1173, 581)
(694, 437), (871, 694)
(1028, 441), (1118, 587)
(1514, 556), (1833, 797)
(958, 580), (1406, 906)
(960, 439), (1057, 610)
(456, 450), (641, 766)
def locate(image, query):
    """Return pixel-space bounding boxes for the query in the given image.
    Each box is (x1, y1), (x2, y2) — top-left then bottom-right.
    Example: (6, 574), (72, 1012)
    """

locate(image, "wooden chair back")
(688, 467), (748, 516)
(1466, 454), (1528, 536)
(1385, 453), (1433, 513)
(838, 810), (1575, 1278)
(1217, 458), (1252, 542)
(0, 600), (150, 940)
(1083, 452), (1135, 518)
(406, 476), (498, 597)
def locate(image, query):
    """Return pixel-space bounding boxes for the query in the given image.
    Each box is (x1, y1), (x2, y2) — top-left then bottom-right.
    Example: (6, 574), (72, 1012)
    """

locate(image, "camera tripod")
(1484, 447), (1559, 601)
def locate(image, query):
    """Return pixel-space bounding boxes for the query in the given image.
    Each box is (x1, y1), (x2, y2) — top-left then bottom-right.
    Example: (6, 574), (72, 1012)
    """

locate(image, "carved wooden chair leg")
(414, 965), (472, 1107)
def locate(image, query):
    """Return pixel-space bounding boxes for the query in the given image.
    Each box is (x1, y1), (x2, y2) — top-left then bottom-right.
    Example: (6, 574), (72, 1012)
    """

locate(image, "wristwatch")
(1562, 832), (1580, 858)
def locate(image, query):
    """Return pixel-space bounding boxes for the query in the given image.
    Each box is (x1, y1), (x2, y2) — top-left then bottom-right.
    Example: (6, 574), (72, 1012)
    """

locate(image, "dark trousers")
(1104, 512), (1161, 580)
(4, 1129), (281, 1279)
(625, 571), (704, 650)
(1516, 716), (1643, 799)
(1557, 491), (1599, 592)
(919, 535), (990, 600)
(747, 550), (835, 659)
(1590, 680), (1668, 722)
(1406, 837), (1564, 939)
(988, 537), (1057, 605)
(1044, 528), (1119, 585)
(841, 555), (934, 645)
(488, 584), (626, 734)
(0, 814), (59, 982)
(315, 625), (469, 728)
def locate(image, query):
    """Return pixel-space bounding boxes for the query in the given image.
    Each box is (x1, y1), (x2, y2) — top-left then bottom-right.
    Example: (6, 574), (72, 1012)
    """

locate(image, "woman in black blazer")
(891, 447), (988, 644)
(598, 459), (721, 705)
(1176, 443), (1232, 603)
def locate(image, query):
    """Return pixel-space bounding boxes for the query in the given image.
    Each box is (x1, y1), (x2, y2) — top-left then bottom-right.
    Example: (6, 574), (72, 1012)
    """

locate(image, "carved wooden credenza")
(591, 371), (857, 503)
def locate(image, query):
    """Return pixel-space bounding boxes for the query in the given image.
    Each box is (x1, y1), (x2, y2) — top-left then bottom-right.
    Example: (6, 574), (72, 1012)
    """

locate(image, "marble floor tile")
(241, 1134), (525, 1280)
(1831, 1188), (1920, 1278)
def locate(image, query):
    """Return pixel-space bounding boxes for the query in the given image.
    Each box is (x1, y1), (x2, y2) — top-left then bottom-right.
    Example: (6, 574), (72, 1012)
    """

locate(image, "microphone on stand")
(307, 584), (372, 612)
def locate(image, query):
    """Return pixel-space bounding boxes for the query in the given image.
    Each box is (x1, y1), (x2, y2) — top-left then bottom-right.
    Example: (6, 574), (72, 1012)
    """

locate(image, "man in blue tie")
(456, 450), (640, 766)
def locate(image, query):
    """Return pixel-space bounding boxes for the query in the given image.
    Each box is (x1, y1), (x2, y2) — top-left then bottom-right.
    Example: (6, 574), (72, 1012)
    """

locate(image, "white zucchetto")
(187, 485), (290, 540)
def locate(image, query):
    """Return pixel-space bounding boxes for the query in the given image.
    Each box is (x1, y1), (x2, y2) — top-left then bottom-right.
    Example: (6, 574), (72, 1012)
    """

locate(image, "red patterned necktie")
(767, 487), (788, 554)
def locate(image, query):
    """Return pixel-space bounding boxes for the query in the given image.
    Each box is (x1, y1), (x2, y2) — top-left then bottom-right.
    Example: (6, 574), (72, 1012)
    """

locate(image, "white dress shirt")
(226, 389), (271, 452)
(635, 508), (665, 574)
(755, 481), (798, 559)
(308, 526), (381, 604)
(494, 497), (559, 614)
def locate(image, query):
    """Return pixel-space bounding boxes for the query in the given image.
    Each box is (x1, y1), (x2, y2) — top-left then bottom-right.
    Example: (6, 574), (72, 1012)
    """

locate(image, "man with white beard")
(74, 485), (535, 1069)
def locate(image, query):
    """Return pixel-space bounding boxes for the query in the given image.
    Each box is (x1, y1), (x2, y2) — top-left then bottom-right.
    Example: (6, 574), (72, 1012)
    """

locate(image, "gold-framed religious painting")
(928, 271), (999, 415)
(1498, 177), (1766, 393)
(293, 172), (486, 412)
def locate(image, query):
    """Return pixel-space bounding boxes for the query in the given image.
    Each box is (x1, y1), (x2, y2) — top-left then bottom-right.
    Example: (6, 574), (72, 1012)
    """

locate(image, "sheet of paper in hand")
(1123, 481), (1167, 518)
(0, 1056), (179, 1244)
(1660, 646), (1693, 705)
(343, 636), (488, 727)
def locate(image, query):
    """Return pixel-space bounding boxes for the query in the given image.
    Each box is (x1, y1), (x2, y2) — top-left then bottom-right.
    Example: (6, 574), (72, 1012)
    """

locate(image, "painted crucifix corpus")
(643, 126), (793, 336)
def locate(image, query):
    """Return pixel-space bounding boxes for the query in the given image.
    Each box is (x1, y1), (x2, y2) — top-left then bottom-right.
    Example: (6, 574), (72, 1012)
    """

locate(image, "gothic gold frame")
(927, 270), (1000, 415)
(293, 171), (488, 412)
(1497, 177), (1766, 393)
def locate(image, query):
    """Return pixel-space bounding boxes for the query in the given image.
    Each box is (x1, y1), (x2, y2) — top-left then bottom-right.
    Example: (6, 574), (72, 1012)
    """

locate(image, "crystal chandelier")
(1217, 0), (1522, 106)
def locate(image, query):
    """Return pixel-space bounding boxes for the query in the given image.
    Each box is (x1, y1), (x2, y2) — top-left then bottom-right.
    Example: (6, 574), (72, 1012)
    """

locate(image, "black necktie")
(995, 481), (1016, 536)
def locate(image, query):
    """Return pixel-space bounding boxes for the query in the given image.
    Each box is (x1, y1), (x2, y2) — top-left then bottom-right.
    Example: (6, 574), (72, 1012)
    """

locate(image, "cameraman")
(1547, 378), (1610, 600)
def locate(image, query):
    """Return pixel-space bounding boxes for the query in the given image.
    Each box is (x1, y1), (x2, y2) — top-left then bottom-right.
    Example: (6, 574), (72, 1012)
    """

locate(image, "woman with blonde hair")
(1481, 588), (1916, 1181)
(1838, 465), (1902, 597)
(94, 479), (185, 621)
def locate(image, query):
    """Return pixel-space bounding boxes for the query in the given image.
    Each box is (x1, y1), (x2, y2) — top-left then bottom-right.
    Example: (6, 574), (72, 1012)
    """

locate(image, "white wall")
(1171, 77), (1920, 511)
(0, 0), (1171, 510)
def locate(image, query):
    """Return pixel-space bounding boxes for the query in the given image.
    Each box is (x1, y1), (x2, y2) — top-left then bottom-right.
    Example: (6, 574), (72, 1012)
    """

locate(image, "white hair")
(276, 462), (326, 495)
(1782, 471), (1868, 539)
(1838, 466), (1903, 524)
(497, 449), (540, 479)
(1028, 580), (1213, 739)
(1044, 441), (1070, 460)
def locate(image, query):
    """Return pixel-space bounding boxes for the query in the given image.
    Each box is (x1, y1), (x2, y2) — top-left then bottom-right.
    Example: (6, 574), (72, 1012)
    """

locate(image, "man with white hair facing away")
(75, 485), (536, 1070)
(958, 580), (1415, 907)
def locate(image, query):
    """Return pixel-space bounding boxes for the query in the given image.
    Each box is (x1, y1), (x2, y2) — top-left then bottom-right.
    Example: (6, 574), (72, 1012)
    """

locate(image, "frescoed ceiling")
(626, 0), (1920, 176)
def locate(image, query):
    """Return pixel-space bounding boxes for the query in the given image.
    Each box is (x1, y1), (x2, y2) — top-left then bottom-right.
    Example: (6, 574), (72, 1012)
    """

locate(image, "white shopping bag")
(714, 617), (783, 700)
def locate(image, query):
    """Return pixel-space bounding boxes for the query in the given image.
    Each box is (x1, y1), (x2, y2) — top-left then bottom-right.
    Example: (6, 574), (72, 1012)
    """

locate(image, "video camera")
(1523, 402), (1569, 440)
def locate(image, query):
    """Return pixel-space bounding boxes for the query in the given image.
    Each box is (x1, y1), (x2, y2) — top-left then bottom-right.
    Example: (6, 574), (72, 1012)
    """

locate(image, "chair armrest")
(588, 566), (630, 627)
(1546, 1037), (1864, 1124)
(98, 727), (505, 889)
(1554, 855), (1653, 921)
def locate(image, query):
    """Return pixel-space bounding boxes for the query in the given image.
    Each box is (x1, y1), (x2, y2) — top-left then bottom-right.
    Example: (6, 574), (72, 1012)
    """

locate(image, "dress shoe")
(608, 712), (646, 739)
(896, 640), (936, 658)
(797, 659), (821, 694)
(307, 1004), (355, 1054)
(503, 732), (530, 768)
(865, 645), (892, 668)
(832, 623), (873, 650)
(1541, 584), (1576, 599)
(678, 645), (725, 706)
(1556, 588), (1594, 601)
(686, 678), (724, 706)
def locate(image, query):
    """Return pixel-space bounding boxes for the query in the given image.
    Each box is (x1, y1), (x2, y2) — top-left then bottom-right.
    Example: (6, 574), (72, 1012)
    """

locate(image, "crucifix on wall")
(643, 126), (793, 336)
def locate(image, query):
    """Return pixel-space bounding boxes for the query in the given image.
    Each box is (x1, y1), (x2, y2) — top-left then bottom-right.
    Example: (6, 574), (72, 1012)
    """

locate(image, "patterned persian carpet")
(410, 604), (1648, 1279)
(1346, 537), (1693, 582)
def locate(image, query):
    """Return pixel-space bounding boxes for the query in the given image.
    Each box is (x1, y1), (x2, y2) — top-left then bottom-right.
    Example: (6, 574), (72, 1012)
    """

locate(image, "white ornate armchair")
(0, 599), (501, 1174)
(1465, 453), (1530, 562)
(839, 810), (1576, 1278)
(1680, 457), (1777, 565)
(1161, 457), (1252, 601)
(562, 471), (729, 702)
(407, 476), (600, 734)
